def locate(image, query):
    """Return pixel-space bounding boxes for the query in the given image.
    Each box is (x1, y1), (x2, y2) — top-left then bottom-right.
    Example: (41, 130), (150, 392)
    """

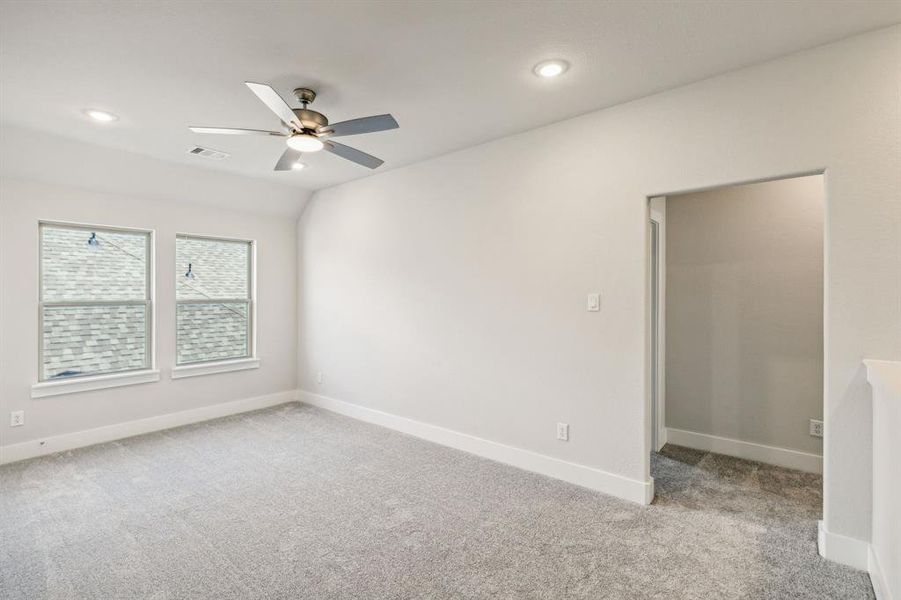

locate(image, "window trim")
(36, 220), (156, 386)
(174, 233), (256, 370)
(31, 368), (161, 399)
(170, 357), (260, 380)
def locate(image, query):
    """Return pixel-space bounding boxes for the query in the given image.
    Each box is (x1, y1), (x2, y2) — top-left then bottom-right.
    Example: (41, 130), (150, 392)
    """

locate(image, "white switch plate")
(556, 422), (569, 441)
(587, 293), (601, 312)
(809, 419), (824, 438)
(10, 411), (24, 427)
(316, 370), (323, 385)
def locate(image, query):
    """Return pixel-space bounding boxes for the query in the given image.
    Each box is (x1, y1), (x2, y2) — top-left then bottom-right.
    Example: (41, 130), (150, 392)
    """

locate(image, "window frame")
(35, 220), (157, 393)
(173, 232), (257, 372)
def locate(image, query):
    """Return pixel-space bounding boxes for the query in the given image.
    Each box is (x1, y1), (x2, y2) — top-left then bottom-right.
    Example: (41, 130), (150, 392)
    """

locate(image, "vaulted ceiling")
(1, 1), (899, 192)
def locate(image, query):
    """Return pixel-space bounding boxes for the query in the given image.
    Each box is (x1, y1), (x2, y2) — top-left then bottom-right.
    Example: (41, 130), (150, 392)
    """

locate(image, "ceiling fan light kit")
(188, 83), (398, 171)
(286, 134), (324, 152)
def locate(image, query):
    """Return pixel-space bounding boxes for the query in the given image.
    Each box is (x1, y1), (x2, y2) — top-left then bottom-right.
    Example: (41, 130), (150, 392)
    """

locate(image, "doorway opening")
(648, 173), (825, 525)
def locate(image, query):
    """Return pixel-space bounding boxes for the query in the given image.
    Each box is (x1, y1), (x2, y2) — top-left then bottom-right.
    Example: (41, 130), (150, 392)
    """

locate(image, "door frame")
(649, 198), (666, 452)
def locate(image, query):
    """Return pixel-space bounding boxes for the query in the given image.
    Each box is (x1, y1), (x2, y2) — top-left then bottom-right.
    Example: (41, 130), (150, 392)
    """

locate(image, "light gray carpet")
(0, 403), (873, 599)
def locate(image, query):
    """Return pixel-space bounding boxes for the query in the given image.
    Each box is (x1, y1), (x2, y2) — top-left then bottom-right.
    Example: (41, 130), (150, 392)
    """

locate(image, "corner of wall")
(817, 520), (869, 571)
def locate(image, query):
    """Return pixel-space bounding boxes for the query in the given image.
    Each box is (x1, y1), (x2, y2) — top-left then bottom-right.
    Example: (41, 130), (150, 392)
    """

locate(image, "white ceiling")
(2, 1), (899, 193)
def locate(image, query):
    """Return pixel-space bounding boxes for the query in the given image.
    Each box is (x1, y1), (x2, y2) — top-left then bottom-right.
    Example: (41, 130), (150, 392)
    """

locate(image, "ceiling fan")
(189, 83), (398, 170)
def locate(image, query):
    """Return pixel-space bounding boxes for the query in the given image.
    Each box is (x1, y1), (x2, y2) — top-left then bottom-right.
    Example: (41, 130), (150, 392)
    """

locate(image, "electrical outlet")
(556, 422), (569, 441)
(9, 411), (24, 427)
(809, 419), (824, 438)
(586, 293), (601, 312)
(316, 370), (323, 385)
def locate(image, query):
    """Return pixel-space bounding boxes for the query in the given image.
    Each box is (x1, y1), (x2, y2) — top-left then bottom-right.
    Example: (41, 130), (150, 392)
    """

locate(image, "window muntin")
(175, 235), (253, 365)
(39, 223), (152, 381)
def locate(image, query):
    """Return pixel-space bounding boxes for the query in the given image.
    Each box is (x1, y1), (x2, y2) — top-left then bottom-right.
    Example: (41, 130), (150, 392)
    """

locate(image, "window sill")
(31, 369), (161, 399)
(171, 357), (260, 380)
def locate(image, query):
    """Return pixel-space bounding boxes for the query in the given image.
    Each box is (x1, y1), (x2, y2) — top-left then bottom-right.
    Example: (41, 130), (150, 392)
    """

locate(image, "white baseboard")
(817, 520), (870, 571)
(869, 545), (892, 600)
(665, 427), (822, 474)
(0, 390), (297, 465)
(298, 389), (654, 506)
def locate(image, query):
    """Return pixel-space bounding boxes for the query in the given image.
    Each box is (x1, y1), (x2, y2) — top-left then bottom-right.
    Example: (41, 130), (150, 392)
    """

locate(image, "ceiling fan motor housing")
(292, 88), (328, 131)
(294, 108), (328, 131)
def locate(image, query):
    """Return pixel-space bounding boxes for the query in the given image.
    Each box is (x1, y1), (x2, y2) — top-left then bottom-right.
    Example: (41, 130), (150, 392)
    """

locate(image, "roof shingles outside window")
(175, 236), (252, 365)
(40, 226), (150, 380)
(42, 305), (147, 378)
(42, 228), (147, 301)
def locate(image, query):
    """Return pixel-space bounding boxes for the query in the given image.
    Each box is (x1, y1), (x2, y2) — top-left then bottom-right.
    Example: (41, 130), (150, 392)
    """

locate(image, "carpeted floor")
(0, 403), (873, 599)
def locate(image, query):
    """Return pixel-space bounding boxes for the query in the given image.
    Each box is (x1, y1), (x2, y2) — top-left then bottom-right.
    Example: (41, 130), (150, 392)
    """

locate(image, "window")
(175, 235), (254, 366)
(39, 222), (152, 381)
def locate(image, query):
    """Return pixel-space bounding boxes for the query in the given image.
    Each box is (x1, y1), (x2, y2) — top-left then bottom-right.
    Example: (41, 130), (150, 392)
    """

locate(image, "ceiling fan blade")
(244, 82), (303, 131)
(189, 126), (287, 136)
(324, 141), (384, 169)
(320, 114), (399, 138)
(274, 147), (304, 171)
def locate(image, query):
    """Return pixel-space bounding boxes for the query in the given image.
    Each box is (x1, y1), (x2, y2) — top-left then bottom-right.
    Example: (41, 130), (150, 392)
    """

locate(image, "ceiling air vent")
(188, 146), (230, 160)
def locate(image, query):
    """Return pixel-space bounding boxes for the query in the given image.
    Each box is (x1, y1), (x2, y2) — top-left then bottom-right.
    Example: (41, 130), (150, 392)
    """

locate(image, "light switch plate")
(587, 293), (601, 312)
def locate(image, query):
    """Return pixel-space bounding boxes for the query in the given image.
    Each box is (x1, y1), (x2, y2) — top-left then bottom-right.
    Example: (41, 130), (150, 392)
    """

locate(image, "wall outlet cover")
(809, 419), (824, 438)
(587, 293), (601, 312)
(556, 422), (569, 441)
(10, 410), (24, 427)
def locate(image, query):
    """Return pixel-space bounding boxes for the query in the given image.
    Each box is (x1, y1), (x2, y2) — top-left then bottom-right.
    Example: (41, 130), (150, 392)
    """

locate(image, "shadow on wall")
(662, 174), (825, 460)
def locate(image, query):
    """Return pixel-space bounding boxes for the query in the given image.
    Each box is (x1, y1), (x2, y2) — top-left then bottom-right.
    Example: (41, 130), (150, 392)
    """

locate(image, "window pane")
(176, 303), (249, 364)
(42, 226), (148, 302)
(42, 304), (148, 379)
(176, 237), (249, 301)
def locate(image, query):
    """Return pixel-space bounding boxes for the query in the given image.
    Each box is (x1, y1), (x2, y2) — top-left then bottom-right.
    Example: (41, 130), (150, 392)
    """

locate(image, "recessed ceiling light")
(286, 134), (324, 152)
(84, 109), (118, 122)
(533, 59), (569, 78)
(291, 162), (307, 171)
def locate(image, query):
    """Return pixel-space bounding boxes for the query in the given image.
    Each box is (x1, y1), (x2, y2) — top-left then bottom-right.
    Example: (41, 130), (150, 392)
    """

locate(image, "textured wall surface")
(665, 175), (824, 455)
(298, 27), (901, 541)
(866, 360), (901, 599)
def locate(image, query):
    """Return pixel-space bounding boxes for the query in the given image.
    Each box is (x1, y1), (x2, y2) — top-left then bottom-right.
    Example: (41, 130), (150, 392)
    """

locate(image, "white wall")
(297, 26), (901, 549)
(665, 176), (824, 456)
(0, 168), (302, 448)
(864, 360), (901, 599)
